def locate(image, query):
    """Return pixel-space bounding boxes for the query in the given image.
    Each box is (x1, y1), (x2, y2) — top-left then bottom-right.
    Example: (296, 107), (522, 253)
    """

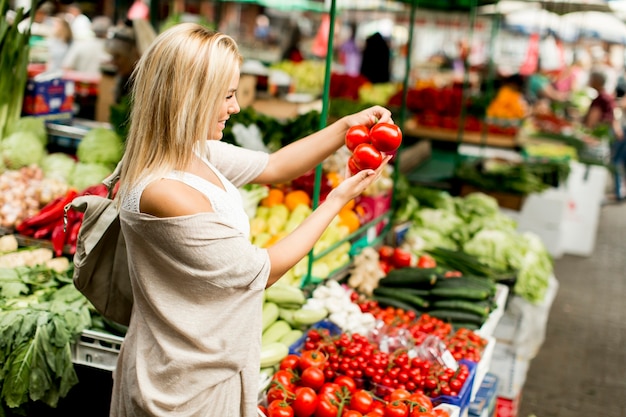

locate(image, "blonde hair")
(118, 23), (242, 202)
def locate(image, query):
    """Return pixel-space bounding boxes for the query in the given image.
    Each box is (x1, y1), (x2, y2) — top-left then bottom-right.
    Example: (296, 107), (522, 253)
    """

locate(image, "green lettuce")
(1, 131), (46, 169)
(41, 152), (76, 182)
(76, 127), (123, 168)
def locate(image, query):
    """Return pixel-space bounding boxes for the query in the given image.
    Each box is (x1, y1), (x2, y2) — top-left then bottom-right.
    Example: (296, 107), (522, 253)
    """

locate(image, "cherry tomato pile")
(345, 123), (402, 175)
(353, 304), (487, 364)
(261, 339), (452, 417)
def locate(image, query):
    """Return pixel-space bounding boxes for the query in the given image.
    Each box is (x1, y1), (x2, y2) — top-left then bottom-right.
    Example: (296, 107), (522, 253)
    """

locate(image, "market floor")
(517, 202), (626, 417)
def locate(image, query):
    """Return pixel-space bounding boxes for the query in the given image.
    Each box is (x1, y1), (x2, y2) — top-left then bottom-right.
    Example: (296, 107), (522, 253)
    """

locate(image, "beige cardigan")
(110, 141), (270, 417)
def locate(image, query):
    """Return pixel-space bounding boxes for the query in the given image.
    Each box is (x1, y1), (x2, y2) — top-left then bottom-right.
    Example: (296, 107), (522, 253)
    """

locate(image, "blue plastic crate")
(430, 359), (477, 414)
(288, 319), (342, 355)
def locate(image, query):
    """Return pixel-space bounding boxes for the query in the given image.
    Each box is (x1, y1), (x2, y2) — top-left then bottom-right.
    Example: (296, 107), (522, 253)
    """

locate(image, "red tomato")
(300, 366), (326, 391)
(349, 389), (374, 414)
(392, 248), (413, 268)
(352, 143), (383, 171)
(300, 350), (327, 371)
(432, 409), (449, 417)
(407, 393), (432, 412)
(292, 387), (319, 417)
(384, 401), (409, 417)
(267, 386), (293, 404)
(259, 405), (268, 416)
(416, 254), (436, 269)
(268, 400), (294, 417)
(379, 260), (392, 274)
(279, 354), (301, 371)
(315, 394), (339, 417)
(345, 125), (371, 151)
(389, 388), (411, 402)
(334, 375), (357, 394)
(369, 122), (402, 152)
(271, 369), (297, 390)
(348, 156), (361, 176)
(365, 410), (385, 417)
(344, 411), (364, 417)
(378, 245), (395, 263)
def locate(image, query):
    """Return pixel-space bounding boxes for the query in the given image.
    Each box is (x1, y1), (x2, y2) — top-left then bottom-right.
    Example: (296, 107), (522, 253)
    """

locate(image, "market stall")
(0, 0), (614, 416)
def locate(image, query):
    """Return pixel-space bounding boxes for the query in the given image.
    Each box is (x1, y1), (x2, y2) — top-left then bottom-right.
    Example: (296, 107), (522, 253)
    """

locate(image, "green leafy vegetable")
(1, 131), (46, 169)
(5, 117), (47, 146)
(69, 162), (112, 192)
(76, 127), (123, 168)
(40, 153), (76, 182)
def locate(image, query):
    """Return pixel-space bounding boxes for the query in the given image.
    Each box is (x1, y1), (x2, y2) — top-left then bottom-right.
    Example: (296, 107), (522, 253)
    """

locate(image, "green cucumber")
(431, 299), (492, 317)
(372, 294), (423, 314)
(379, 267), (438, 288)
(427, 309), (485, 325)
(429, 285), (491, 301)
(373, 286), (429, 309)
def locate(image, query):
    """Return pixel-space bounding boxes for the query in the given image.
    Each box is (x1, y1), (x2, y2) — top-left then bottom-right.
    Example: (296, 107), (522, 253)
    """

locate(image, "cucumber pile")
(373, 267), (499, 329)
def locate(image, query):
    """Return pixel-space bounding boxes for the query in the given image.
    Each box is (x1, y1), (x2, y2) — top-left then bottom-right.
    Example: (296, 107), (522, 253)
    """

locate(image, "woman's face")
(214, 69), (241, 139)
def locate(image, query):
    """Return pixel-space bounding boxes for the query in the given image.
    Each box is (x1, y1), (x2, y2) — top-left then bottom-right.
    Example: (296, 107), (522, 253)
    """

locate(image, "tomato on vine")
(292, 387), (318, 417)
(349, 389), (374, 414)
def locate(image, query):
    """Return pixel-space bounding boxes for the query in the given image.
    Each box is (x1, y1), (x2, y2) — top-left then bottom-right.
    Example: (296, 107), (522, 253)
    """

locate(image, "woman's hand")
(326, 154), (392, 208)
(344, 105), (394, 129)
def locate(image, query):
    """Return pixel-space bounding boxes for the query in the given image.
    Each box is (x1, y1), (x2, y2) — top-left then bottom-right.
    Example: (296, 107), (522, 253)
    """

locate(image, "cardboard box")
(22, 76), (74, 118)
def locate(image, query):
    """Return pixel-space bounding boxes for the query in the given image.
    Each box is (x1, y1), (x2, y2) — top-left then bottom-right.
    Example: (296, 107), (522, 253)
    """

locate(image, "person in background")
(16, 1), (54, 37)
(104, 19), (157, 105)
(46, 14), (72, 72)
(338, 22), (361, 77)
(583, 67), (625, 201)
(360, 32), (390, 84)
(127, 0), (149, 20)
(526, 63), (570, 109)
(280, 21), (303, 62)
(65, 3), (92, 41)
(62, 15), (112, 75)
(112, 23), (392, 416)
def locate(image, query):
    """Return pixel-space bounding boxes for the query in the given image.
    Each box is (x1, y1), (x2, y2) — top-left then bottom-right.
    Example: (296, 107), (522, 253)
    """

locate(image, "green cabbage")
(403, 226), (457, 253)
(70, 162), (112, 192)
(41, 152), (76, 182)
(1, 131), (46, 169)
(513, 233), (553, 304)
(76, 127), (123, 168)
(455, 192), (500, 222)
(5, 116), (48, 146)
(463, 229), (526, 272)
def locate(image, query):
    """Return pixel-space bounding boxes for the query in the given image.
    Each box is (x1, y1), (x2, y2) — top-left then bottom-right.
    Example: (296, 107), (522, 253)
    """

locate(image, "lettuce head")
(76, 127), (123, 168)
(1, 131), (46, 169)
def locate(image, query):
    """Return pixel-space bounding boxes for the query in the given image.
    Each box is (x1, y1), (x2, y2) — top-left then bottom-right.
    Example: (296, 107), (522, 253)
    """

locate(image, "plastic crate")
(71, 329), (123, 372)
(430, 359), (477, 415)
(288, 319), (342, 355)
(470, 336), (496, 402)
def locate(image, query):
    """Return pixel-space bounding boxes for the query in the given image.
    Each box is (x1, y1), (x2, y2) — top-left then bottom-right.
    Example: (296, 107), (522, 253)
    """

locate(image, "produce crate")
(470, 336), (496, 402)
(476, 284), (509, 339)
(430, 359), (477, 415)
(287, 319), (342, 355)
(71, 329), (123, 372)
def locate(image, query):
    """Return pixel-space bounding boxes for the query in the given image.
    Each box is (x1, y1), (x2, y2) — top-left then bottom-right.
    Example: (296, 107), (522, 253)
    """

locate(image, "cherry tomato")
(369, 122), (402, 152)
(365, 409), (386, 417)
(349, 389), (374, 414)
(300, 366), (326, 391)
(391, 248), (413, 268)
(267, 386), (293, 404)
(279, 354), (301, 371)
(378, 245), (395, 262)
(345, 125), (371, 151)
(300, 350), (327, 371)
(292, 387), (319, 417)
(384, 401), (409, 417)
(352, 143), (383, 171)
(416, 254), (436, 269)
(267, 400), (294, 417)
(389, 388), (411, 402)
(271, 369), (297, 390)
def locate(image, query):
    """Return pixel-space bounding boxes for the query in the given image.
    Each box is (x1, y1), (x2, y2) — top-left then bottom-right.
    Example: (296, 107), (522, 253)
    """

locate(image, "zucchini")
(279, 329), (304, 347)
(293, 308), (328, 327)
(431, 299), (492, 317)
(262, 320), (292, 346)
(427, 309), (485, 325)
(379, 267), (438, 288)
(429, 285), (491, 301)
(262, 302), (280, 331)
(372, 294), (422, 314)
(373, 286), (429, 309)
(260, 342), (289, 368)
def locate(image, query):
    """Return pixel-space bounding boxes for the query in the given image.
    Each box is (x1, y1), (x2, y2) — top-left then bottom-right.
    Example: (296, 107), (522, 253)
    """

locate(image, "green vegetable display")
(0, 263), (92, 414)
(1, 131), (46, 169)
(76, 127), (123, 169)
(40, 153), (76, 183)
(69, 162), (112, 192)
(4, 117), (47, 146)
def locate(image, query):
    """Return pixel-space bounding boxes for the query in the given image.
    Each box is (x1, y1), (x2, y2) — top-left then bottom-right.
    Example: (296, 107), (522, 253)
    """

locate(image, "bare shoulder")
(140, 179), (213, 217)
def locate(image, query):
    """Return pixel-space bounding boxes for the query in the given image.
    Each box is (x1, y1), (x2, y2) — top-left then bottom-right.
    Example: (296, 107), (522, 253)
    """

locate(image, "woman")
(46, 14), (73, 72)
(112, 23), (393, 416)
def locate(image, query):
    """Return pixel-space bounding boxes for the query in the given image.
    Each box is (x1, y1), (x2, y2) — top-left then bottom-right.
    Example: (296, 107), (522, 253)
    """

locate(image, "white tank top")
(121, 159), (251, 239)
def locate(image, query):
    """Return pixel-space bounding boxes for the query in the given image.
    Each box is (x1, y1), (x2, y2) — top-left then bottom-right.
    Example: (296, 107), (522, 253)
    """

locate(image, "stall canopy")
(559, 10), (626, 43)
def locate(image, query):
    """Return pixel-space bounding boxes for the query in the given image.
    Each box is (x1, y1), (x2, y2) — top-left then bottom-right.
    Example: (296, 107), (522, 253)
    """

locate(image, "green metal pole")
(303, 0), (337, 288)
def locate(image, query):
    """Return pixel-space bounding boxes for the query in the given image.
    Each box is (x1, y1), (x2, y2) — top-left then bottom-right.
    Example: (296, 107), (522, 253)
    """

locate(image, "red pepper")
(66, 220), (82, 254)
(16, 189), (78, 233)
(32, 221), (59, 239)
(50, 219), (66, 257)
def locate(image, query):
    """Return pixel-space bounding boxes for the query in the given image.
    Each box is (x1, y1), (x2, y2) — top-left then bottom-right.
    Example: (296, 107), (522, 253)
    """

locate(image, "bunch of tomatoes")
(260, 327), (472, 417)
(345, 122), (402, 175)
